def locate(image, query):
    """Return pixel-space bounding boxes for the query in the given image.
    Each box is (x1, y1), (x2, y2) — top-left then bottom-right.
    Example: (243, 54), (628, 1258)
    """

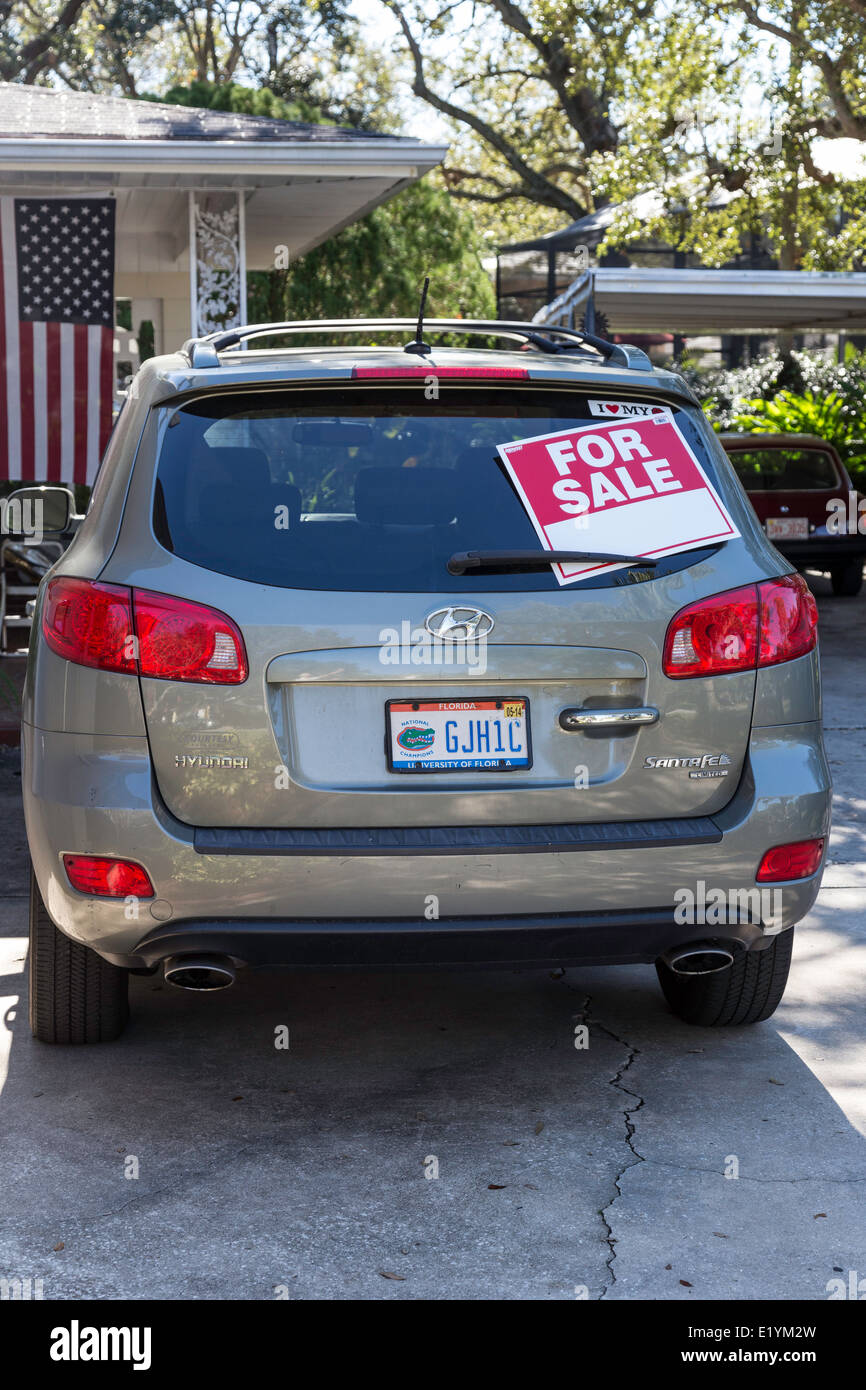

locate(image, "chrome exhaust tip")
(163, 955), (236, 991)
(661, 943), (735, 977)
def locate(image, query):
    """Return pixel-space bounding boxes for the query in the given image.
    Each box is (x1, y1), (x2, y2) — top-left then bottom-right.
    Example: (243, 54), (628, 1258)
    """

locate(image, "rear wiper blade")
(447, 548), (658, 575)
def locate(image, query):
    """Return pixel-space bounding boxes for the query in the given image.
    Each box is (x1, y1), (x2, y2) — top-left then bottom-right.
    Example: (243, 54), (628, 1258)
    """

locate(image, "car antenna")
(404, 276), (432, 357)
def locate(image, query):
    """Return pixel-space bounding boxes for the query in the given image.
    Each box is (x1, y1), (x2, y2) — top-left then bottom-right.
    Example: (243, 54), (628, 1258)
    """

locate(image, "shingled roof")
(0, 82), (398, 144)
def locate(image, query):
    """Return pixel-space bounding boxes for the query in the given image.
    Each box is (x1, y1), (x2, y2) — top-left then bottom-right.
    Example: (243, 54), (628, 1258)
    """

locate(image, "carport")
(536, 266), (866, 337)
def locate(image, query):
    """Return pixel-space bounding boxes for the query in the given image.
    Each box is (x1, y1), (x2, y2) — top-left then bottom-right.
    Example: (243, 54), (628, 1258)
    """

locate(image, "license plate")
(766, 516), (808, 539)
(386, 698), (531, 773)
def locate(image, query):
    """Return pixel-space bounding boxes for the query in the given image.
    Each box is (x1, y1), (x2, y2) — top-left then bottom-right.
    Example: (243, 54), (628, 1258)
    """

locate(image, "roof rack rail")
(180, 318), (653, 371)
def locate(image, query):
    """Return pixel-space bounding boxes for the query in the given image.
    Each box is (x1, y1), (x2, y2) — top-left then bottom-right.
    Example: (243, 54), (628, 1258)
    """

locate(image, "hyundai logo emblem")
(424, 606), (495, 641)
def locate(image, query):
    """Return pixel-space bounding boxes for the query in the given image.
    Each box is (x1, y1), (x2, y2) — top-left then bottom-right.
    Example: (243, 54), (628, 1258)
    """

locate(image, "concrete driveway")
(1, 579), (864, 1301)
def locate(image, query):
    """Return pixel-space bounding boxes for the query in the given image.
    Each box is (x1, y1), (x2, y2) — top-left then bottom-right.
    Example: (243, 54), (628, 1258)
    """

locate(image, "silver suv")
(21, 318), (831, 1042)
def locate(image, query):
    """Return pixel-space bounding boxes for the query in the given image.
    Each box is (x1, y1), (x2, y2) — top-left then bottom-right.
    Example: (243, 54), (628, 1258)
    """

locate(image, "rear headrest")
(198, 483), (302, 531)
(354, 467), (458, 525)
(200, 447), (271, 490)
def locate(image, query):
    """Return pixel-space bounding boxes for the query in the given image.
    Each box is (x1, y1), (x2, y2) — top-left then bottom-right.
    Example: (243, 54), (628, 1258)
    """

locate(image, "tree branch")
(729, 0), (866, 139)
(384, 1), (586, 217)
(7, 0), (91, 82)
(485, 0), (618, 152)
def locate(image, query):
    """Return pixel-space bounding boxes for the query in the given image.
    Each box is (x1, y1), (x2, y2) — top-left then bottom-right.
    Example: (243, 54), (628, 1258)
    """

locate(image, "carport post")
(188, 190), (198, 339)
(237, 189), (248, 342)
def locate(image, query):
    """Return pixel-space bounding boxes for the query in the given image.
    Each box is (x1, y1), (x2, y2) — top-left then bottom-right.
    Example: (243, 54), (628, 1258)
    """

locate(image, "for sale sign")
(496, 412), (739, 585)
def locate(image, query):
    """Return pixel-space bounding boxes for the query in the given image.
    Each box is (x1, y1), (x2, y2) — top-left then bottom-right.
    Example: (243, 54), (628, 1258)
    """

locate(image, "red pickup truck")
(722, 432), (865, 596)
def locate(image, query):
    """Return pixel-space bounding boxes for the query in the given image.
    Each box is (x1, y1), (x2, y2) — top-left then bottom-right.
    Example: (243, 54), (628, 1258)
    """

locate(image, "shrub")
(687, 351), (866, 488)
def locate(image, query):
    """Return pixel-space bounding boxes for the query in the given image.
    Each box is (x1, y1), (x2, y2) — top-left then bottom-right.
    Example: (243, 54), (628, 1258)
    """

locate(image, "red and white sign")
(497, 412), (739, 585)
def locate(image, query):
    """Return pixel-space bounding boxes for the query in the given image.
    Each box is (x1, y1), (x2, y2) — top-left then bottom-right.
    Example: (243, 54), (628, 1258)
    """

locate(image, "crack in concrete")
(568, 992), (866, 1303)
(572, 993), (645, 1299)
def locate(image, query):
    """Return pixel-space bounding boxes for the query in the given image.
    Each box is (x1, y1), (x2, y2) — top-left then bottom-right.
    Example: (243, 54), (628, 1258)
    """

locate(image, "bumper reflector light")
(756, 839), (825, 882)
(63, 855), (155, 898)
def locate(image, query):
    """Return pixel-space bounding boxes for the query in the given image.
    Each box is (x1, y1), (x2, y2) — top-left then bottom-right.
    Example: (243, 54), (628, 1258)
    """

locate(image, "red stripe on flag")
(18, 319), (34, 479)
(73, 323), (88, 486)
(98, 325), (113, 462)
(0, 215), (6, 477)
(46, 323), (62, 482)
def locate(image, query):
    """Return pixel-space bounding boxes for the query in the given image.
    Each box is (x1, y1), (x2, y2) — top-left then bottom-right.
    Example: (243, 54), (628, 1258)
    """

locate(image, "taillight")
(663, 585), (758, 677)
(133, 590), (247, 684)
(63, 854), (154, 897)
(756, 838), (824, 882)
(42, 579), (247, 684)
(663, 575), (817, 678)
(43, 577), (136, 673)
(758, 573), (818, 667)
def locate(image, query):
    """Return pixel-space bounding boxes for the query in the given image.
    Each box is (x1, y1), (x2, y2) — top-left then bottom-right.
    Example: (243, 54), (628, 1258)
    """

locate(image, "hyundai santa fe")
(19, 317), (831, 1042)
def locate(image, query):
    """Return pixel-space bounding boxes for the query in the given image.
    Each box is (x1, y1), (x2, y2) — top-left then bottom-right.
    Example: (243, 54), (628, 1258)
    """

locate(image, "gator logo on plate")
(397, 725), (436, 752)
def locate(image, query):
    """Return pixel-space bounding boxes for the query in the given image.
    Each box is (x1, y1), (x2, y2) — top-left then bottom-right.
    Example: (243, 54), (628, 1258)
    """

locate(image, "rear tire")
(29, 867), (129, 1043)
(830, 560), (864, 596)
(655, 930), (794, 1026)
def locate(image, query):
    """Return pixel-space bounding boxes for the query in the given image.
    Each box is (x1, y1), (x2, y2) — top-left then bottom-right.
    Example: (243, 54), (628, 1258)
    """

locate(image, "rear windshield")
(153, 387), (724, 592)
(729, 447), (840, 491)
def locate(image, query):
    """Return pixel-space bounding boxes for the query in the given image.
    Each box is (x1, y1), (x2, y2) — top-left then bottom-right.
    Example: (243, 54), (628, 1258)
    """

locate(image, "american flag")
(0, 196), (116, 484)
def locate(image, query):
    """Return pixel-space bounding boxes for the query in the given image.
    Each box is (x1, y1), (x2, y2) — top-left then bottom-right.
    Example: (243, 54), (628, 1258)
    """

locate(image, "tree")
(0, 0), (93, 82)
(717, 1), (866, 142)
(382, 0), (866, 268)
(588, 3), (866, 272)
(383, 0), (632, 235)
(0, 0), (362, 111)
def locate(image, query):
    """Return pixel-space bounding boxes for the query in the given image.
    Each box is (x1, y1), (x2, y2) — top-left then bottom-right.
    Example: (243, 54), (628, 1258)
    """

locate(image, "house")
(0, 83), (446, 373)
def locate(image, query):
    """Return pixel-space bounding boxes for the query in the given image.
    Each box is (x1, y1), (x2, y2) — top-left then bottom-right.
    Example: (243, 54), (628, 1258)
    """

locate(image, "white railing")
(532, 269), (593, 328)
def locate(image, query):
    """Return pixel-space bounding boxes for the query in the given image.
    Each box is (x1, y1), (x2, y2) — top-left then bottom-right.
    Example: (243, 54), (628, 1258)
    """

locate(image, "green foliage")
(692, 350), (866, 485)
(137, 319), (156, 362)
(153, 79), (327, 126)
(732, 388), (856, 440)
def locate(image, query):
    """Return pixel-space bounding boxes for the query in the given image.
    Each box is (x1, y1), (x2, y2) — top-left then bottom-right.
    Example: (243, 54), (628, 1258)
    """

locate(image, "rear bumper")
(113, 909), (769, 971)
(775, 536), (866, 568)
(22, 718), (831, 970)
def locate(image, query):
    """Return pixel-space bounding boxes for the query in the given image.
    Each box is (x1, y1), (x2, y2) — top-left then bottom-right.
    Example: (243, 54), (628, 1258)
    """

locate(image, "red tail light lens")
(758, 573), (818, 667)
(133, 591), (248, 684)
(43, 577), (136, 673)
(63, 854), (154, 898)
(663, 585), (758, 677)
(663, 575), (817, 678)
(756, 838), (824, 882)
(43, 580), (247, 684)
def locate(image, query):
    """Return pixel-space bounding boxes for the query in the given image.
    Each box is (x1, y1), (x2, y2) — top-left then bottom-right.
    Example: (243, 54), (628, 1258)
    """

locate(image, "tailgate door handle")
(559, 706), (659, 730)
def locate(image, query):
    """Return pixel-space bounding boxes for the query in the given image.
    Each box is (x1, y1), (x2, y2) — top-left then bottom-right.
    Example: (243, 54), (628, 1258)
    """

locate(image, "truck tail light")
(663, 575), (817, 678)
(43, 579), (247, 684)
(756, 838), (824, 882)
(63, 854), (154, 898)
